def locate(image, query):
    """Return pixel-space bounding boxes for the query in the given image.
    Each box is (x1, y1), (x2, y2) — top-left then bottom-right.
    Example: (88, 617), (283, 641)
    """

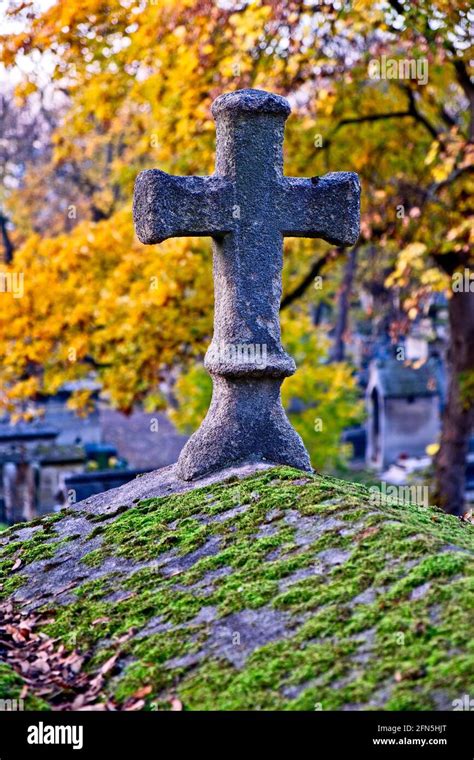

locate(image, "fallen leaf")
(69, 656), (85, 674)
(132, 685), (152, 699)
(100, 653), (119, 676)
(30, 659), (50, 675)
(92, 617), (110, 626)
(124, 699), (145, 711)
(358, 526), (379, 541)
(71, 694), (86, 710)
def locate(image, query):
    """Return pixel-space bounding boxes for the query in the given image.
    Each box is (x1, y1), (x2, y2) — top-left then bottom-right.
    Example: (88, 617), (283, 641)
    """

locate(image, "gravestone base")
(176, 376), (312, 480)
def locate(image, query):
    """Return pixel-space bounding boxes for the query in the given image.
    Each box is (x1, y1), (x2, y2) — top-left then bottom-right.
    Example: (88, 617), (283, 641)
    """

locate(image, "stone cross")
(134, 89), (360, 480)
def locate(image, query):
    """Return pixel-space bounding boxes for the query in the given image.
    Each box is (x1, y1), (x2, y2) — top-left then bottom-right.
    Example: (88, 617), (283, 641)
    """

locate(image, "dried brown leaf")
(132, 685), (152, 699)
(100, 653), (119, 676)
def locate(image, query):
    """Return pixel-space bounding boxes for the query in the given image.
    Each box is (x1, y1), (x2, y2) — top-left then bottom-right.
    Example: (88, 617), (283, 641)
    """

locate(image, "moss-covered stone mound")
(0, 466), (473, 711)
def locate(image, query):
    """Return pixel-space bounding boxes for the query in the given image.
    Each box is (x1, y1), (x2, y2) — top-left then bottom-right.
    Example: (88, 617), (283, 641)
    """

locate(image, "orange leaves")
(13, 80), (37, 105)
(0, 0), (471, 427)
(0, 201), (214, 415)
(66, 390), (96, 418)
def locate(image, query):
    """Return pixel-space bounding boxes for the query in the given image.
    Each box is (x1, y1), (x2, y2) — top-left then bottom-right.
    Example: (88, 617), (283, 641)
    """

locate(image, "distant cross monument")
(134, 89), (360, 480)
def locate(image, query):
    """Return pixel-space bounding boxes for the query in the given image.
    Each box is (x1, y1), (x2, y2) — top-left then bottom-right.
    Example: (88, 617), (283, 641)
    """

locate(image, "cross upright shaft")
(209, 91), (294, 379)
(134, 89), (360, 480)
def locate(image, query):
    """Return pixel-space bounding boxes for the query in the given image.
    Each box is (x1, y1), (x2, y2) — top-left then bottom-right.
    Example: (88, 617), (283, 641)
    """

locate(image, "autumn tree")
(0, 0), (472, 510)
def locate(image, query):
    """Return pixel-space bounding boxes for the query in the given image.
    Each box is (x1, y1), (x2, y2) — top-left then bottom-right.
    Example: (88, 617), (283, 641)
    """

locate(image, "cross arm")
(133, 169), (233, 244)
(278, 171), (360, 246)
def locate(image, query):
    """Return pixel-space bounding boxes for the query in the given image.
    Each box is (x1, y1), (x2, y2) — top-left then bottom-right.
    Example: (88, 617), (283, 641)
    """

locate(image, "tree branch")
(403, 86), (441, 142)
(429, 163), (474, 196)
(384, 5), (473, 142)
(329, 87), (441, 146)
(452, 59), (474, 143)
(327, 111), (411, 147)
(280, 248), (342, 310)
(430, 249), (471, 276)
(387, 0), (405, 14)
(335, 110), (411, 127)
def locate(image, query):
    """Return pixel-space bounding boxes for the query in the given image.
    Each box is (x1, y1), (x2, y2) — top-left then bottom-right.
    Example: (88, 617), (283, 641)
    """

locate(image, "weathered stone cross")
(134, 89), (360, 480)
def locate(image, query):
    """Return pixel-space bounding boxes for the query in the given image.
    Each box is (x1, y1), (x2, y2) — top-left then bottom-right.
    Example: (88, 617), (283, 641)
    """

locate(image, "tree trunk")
(0, 213), (14, 264)
(435, 287), (474, 516)
(330, 245), (358, 362)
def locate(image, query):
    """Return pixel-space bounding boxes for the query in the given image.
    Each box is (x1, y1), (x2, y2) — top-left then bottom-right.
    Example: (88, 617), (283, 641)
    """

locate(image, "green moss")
(0, 517), (76, 600)
(1, 467), (473, 710)
(0, 662), (23, 697)
(0, 663), (49, 709)
(0, 573), (26, 598)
